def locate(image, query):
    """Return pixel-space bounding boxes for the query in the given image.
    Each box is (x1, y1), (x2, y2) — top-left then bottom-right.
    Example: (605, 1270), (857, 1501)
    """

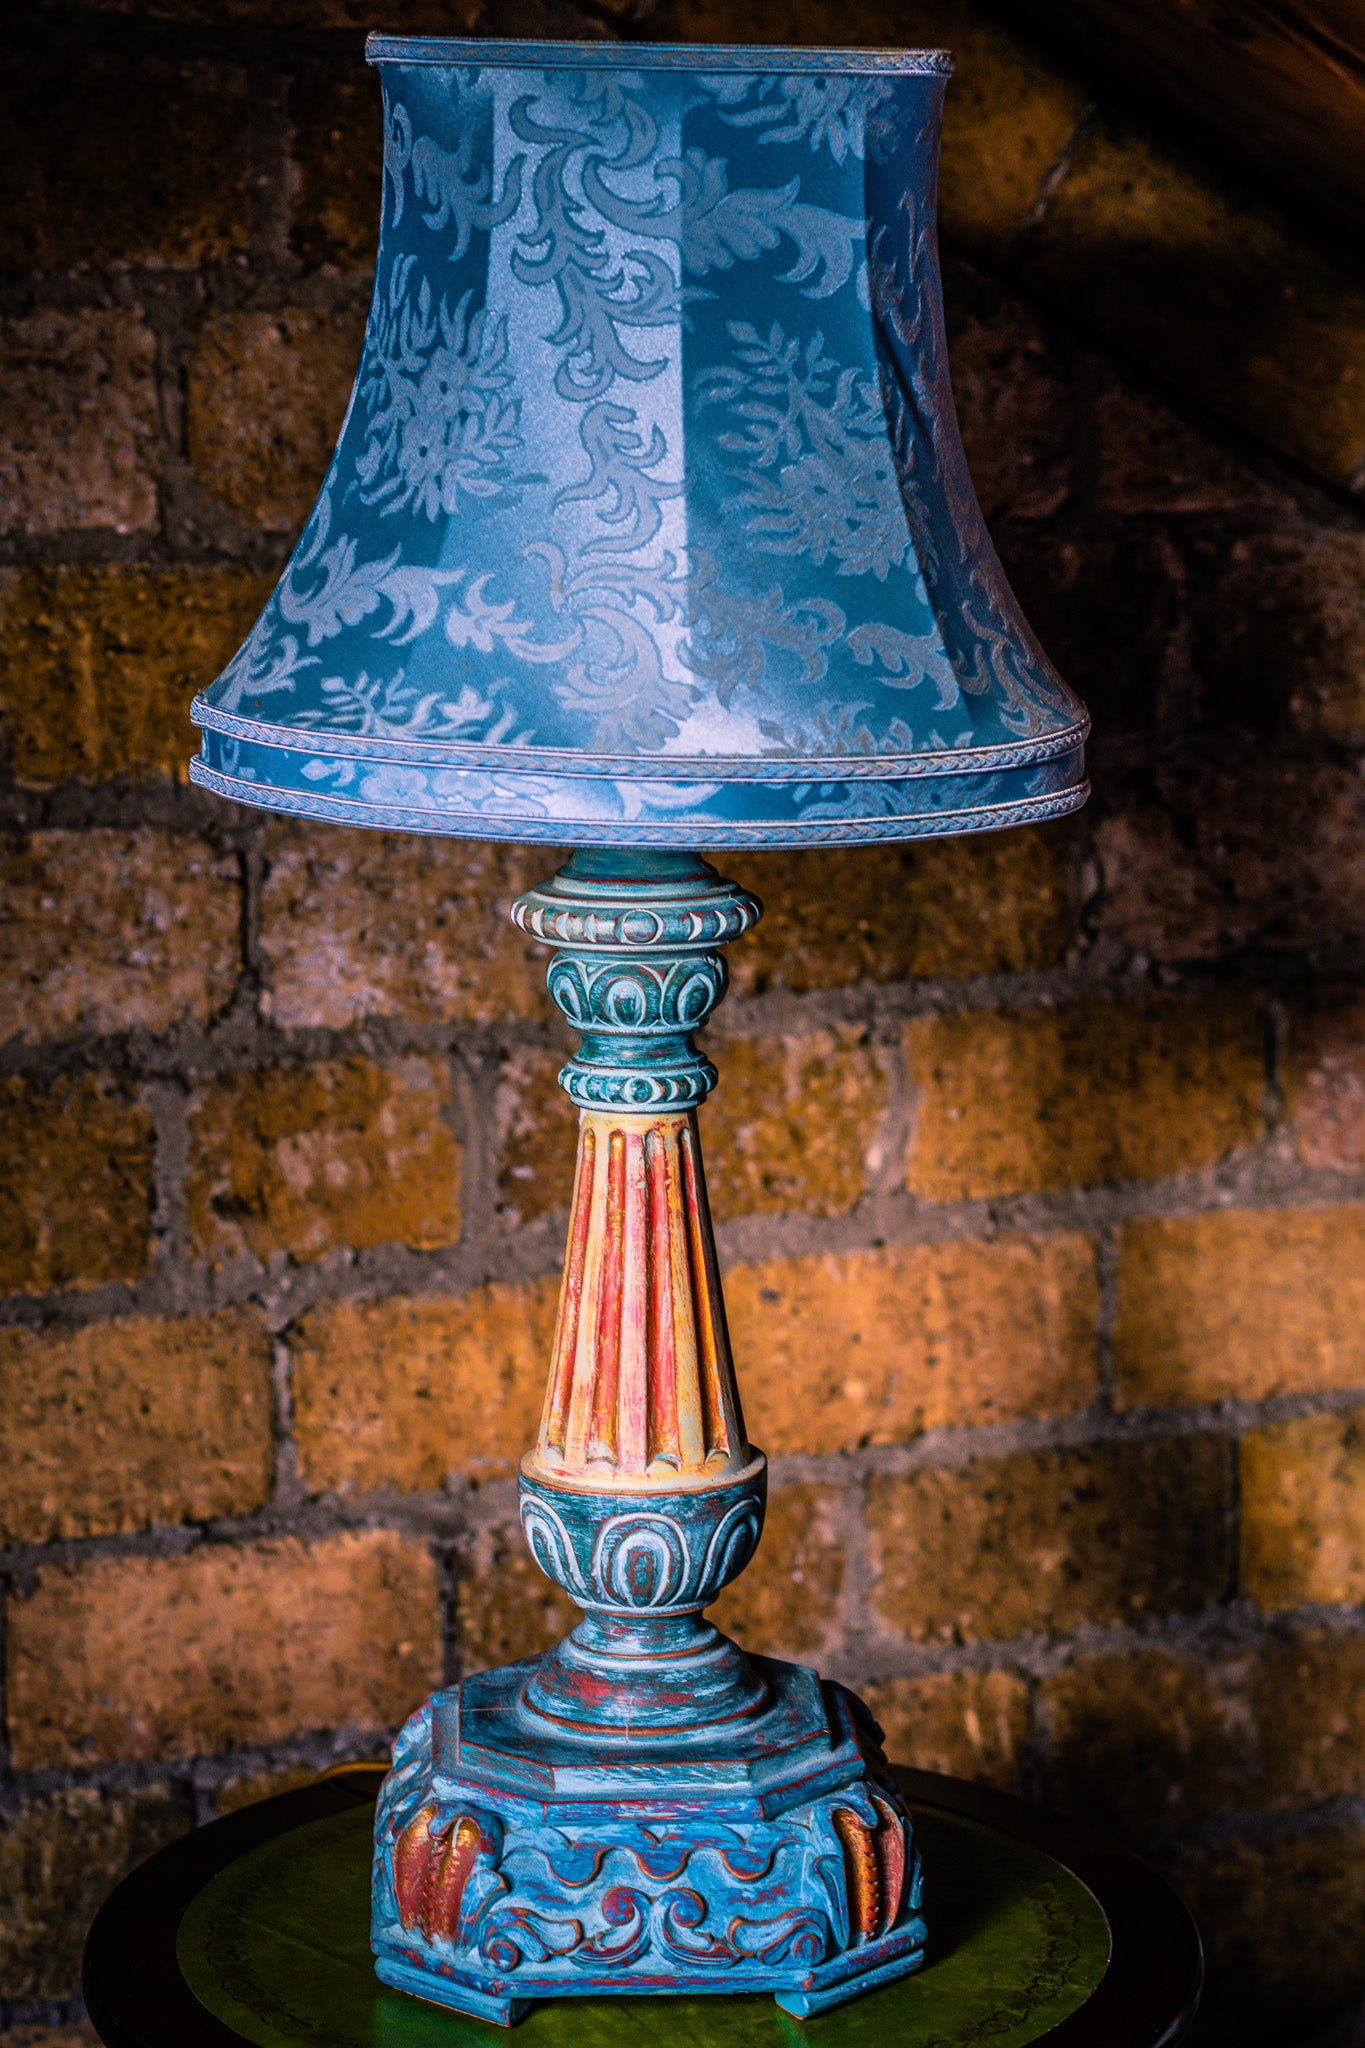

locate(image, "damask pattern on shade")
(189, 40), (1088, 845)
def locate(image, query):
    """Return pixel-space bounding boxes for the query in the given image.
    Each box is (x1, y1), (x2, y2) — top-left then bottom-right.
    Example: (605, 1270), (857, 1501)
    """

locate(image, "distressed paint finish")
(369, 845), (932, 2019)
(170, 25), (1100, 2020)
(515, 850), (772, 1741)
(516, 1458), (771, 1736)
(532, 1108), (745, 1488)
(371, 1678), (926, 2024)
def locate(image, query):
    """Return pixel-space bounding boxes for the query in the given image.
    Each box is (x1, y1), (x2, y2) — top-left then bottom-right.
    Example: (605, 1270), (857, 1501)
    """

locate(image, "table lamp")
(189, 34), (1089, 2027)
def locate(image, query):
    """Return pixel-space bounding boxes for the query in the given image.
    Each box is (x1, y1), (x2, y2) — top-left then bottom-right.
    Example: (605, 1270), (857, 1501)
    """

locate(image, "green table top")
(177, 1799), (1111, 2048)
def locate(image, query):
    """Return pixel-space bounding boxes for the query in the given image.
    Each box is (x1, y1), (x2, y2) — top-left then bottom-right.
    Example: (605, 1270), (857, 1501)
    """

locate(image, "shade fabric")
(189, 38), (1088, 847)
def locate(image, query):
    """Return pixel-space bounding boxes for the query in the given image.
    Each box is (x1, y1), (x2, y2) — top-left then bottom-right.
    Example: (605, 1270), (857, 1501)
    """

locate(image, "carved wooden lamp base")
(370, 851), (926, 2024)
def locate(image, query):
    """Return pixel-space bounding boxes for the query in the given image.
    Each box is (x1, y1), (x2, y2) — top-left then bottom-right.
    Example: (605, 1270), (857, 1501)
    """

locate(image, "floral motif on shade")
(189, 39), (1089, 846)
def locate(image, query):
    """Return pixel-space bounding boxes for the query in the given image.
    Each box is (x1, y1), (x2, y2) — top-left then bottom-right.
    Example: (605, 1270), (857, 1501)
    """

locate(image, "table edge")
(82, 1764), (1201, 2048)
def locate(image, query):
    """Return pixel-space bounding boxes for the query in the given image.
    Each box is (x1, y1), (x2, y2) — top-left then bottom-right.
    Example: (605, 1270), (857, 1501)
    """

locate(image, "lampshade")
(189, 37), (1088, 846)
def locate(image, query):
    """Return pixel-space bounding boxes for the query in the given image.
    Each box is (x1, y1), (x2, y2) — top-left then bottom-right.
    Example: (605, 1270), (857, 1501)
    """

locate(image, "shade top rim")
(365, 34), (954, 74)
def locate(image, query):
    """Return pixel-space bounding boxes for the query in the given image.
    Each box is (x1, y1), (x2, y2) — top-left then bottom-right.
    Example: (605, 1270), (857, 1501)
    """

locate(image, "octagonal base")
(371, 1655), (926, 2025)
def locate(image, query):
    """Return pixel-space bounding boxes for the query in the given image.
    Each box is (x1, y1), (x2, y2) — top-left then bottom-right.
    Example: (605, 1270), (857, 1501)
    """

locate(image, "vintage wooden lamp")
(189, 34), (1088, 2027)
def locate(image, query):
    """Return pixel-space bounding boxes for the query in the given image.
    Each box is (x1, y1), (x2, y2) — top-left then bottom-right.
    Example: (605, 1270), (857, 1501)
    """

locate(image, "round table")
(83, 1765), (1200, 2048)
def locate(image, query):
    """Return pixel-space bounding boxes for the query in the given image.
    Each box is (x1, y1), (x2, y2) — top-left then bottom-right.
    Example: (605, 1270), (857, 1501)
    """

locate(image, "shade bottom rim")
(188, 757), (1088, 847)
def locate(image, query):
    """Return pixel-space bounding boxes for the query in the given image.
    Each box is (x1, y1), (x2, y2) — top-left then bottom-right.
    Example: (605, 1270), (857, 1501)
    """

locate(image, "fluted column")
(534, 1108), (745, 1489)
(509, 850), (768, 1741)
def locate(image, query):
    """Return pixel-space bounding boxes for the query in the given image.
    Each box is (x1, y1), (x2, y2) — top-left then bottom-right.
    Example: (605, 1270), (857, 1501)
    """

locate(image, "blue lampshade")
(189, 37), (1088, 848)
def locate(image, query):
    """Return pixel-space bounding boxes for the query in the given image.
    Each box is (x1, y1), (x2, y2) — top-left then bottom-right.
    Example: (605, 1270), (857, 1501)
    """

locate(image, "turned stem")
(512, 848), (762, 1490)
(508, 849), (768, 1741)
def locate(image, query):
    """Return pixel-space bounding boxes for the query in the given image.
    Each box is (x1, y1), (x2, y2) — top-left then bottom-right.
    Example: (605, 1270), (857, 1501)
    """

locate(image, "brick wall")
(3, 2), (1365, 2044)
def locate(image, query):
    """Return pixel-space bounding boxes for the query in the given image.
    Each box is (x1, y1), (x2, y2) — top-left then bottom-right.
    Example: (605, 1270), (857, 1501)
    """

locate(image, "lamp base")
(369, 852), (925, 2024)
(370, 1658), (926, 2026)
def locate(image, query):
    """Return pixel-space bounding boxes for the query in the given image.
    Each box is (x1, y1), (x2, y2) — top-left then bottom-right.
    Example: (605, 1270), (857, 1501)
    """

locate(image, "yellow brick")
(1089, 807), (1221, 965)
(187, 1056), (460, 1265)
(1241, 1410), (1365, 1611)
(724, 825), (1075, 997)
(0, 1073), (153, 1295)
(704, 1027), (887, 1220)
(0, 312), (159, 538)
(1163, 1825), (1365, 2022)
(1090, 760), (1365, 966)
(0, 564), (271, 785)
(1039, 1648), (1254, 1829)
(4, 2029), (100, 2048)
(667, 0), (1085, 260)
(708, 1482), (845, 1658)
(456, 1526), (577, 1673)
(905, 994), (1264, 1200)
(212, 1765), (324, 1814)
(935, 20), (1089, 261)
(291, 57), (386, 270)
(0, 50), (248, 270)
(668, 0), (938, 40)
(0, 1788), (191, 2003)
(862, 1669), (1029, 1788)
(0, 829), (240, 1041)
(292, 1278), (558, 1494)
(1207, 533), (1365, 750)
(1033, 123), (1365, 489)
(1283, 990), (1365, 1171)
(868, 1436), (1231, 1642)
(1094, 377), (1278, 516)
(259, 821), (551, 1029)
(1254, 1630), (1365, 1807)
(726, 1232), (1097, 1453)
(93, 0), (480, 20)
(0, 1311), (273, 1543)
(6, 1530), (440, 1768)
(949, 294), (1074, 523)
(1115, 1206), (1365, 1408)
(495, 1048), (577, 1224)
(187, 307), (367, 530)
